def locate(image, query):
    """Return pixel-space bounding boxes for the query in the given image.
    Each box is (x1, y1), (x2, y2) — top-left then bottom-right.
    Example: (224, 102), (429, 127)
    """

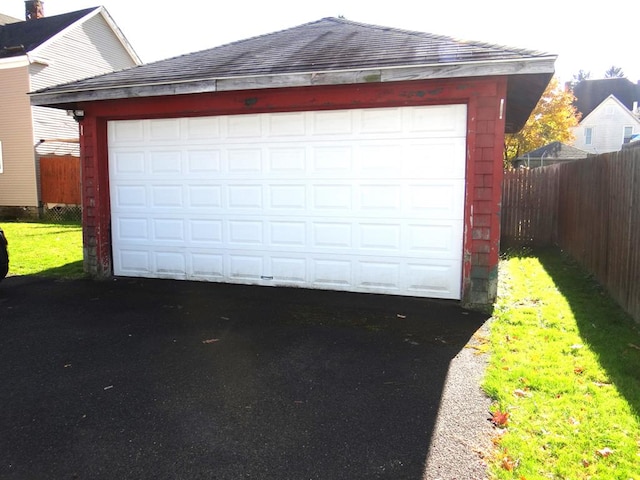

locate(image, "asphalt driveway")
(0, 276), (489, 479)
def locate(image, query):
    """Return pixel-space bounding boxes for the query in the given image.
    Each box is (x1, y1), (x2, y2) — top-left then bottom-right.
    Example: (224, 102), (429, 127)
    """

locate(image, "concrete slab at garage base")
(0, 276), (490, 480)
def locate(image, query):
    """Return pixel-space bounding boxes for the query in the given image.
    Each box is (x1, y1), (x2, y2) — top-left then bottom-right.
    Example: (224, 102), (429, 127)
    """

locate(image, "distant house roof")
(29, 17), (556, 133)
(518, 141), (591, 161)
(573, 78), (640, 118)
(0, 13), (21, 26)
(580, 94), (640, 126)
(0, 8), (98, 58)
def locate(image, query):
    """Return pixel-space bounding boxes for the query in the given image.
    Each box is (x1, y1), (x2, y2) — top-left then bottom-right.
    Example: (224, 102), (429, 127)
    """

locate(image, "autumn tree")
(504, 76), (580, 167)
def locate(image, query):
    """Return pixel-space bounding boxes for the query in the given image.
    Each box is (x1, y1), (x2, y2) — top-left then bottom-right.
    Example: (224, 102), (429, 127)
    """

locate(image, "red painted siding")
(77, 77), (508, 307)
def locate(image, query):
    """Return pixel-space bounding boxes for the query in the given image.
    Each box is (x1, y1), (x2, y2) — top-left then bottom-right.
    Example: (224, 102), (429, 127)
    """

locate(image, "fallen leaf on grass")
(202, 338), (220, 344)
(513, 389), (531, 398)
(491, 410), (509, 428)
(596, 447), (613, 457)
(574, 366), (585, 375)
(501, 456), (517, 471)
(581, 459), (591, 467)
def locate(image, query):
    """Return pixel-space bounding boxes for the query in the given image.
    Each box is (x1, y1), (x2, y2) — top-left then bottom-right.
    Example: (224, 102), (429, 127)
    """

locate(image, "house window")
(623, 126), (634, 144)
(585, 127), (593, 145)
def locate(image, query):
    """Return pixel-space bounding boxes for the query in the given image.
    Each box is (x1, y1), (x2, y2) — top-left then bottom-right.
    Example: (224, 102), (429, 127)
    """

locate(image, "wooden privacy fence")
(501, 148), (640, 323)
(40, 155), (81, 205)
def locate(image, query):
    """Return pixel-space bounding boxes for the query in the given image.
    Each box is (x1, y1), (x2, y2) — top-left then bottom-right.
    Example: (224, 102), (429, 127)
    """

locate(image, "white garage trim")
(108, 104), (467, 299)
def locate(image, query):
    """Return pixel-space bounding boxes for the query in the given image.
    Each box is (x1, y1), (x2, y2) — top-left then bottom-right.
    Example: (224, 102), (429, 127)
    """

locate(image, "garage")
(109, 105), (466, 298)
(30, 17), (556, 308)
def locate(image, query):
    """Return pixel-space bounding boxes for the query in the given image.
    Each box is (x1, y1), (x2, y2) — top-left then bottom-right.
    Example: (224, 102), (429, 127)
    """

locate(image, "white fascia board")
(0, 55), (29, 69)
(29, 56), (557, 107)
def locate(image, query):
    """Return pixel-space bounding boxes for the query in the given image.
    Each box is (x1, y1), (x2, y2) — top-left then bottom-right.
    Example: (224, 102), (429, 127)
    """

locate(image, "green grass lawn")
(485, 248), (640, 479)
(1, 221), (84, 278)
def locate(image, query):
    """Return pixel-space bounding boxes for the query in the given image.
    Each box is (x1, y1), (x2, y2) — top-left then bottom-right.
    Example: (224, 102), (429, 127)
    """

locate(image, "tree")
(504, 76), (580, 167)
(568, 69), (591, 90)
(604, 65), (625, 78)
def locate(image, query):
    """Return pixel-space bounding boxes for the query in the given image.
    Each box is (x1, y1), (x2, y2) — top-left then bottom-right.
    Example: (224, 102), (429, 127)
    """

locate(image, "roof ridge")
(325, 16), (552, 57)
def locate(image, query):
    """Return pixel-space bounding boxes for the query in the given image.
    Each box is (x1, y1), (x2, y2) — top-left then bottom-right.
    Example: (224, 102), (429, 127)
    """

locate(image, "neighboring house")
(514, 141), (591, 168)
(30, 17), (556, 308)
(570, 77), (640, 154)
(0, 13), (20, 25)
(573, 77), (640, 118)
(0, 3), (141, 216)
(572, 95), (640, 154)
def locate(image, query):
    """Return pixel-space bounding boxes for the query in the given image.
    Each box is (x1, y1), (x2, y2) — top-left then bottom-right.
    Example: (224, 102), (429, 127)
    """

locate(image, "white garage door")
(108, 105), (467, 299)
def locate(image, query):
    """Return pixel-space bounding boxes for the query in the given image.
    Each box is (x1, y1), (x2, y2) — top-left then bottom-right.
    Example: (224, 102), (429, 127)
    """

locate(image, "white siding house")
(572, 95), (640, 154)
(0, 6), (141, 214)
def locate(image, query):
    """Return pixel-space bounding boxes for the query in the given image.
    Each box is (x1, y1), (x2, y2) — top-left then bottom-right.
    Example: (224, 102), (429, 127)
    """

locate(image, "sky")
(4, 0), (639, 85)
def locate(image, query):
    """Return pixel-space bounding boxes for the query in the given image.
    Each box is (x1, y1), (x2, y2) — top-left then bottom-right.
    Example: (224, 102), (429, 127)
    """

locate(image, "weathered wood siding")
(40, 156), (81, 205)
(0, 65), (39, 207)
(501, 166), (559, 247)
(501, 147), (640, 322)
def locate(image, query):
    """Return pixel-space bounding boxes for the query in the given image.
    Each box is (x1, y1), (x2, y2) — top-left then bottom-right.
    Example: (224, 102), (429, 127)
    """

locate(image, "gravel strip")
(423, 320), (495, 480)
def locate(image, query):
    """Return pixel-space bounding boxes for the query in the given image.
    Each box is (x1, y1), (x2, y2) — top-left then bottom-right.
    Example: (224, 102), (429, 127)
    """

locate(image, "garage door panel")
(187, 150), (222, 173)
(186, 117), (221, 139)
(188, 185), (223, 208)
(269, 147), (306, 172)
(408, 105), (467, 135)
(227, 115), (262, 137)
(271, 256), (307, 284)
(151, 185), (184, 208)
(228, 148), (263, 172)
(117, 249), (151, 275)
(109, 120), (144, 142)
(269, 221), (306, 247)
(109, 104), (466, 299)
(111, 151), (146, 175)
(152, 218), (185, 242)
(155, 251), (187, 276)
(312, 258), (353, 287)
(406, 181), (465, 218)
(113, 184), (147, 208)
(149, 150), (182, 174)
(228, 184), (263, 209)
(229, 254), (264, 281)
(190, 252), (224, 279)
(406, 260), (461, 298)
(189, 219), (223, 244)
(357, 261), (401, 290)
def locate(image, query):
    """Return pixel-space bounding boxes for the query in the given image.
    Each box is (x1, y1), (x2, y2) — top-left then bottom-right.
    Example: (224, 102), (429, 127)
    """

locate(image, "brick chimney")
(25, 1), (44, 21)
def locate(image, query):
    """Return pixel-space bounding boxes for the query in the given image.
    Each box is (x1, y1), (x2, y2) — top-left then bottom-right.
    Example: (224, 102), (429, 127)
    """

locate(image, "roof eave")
(29, 56), (557, 116)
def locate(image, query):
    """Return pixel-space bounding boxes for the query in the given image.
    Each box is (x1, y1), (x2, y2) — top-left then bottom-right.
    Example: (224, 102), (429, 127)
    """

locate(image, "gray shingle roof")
(518, 141), (591, 160)
(0, 7), (98, 58)
(29, 17), (556, 132)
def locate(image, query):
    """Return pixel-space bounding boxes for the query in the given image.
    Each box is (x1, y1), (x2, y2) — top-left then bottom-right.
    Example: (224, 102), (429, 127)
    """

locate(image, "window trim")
(623, 125), (634, 144)
(585, 127), (593, 145)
